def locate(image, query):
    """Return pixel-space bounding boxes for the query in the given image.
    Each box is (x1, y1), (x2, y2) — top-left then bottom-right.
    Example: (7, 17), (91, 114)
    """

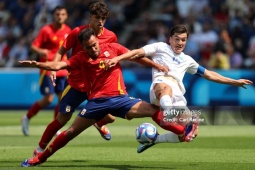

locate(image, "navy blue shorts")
(78, 95), (141, 121)
(40, 75), (67, 95)
(59, 85), (88, 114)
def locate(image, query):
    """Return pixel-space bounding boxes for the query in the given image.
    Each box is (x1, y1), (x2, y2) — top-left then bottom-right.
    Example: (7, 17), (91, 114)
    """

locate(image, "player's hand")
(19, 60), (37, 67)
(50, 71), (56, 86)
(157, 65), (169, 74)
(235, 79), (253, 89)
(104, 58), (120, 70)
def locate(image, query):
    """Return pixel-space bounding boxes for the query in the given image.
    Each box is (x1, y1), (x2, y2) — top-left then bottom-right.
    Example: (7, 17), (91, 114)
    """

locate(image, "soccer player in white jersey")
(105, 24), (253, 153)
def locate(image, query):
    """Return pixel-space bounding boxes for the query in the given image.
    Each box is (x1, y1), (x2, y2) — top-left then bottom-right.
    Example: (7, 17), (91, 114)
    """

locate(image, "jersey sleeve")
(62, 27), (79, 51)
(142, 42), (165, 57)
(112, 34), (118, 43)
(186, 56), (205, 76)
(32, 27), (48, 47)
(111, 43), (129, 55)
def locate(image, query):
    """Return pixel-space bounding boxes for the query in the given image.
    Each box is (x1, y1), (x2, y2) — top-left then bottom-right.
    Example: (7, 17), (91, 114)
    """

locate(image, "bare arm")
(202, 69), (253, 88)
(53, 46), (68, 61)
(105, 48), (145, 68)
(19, 60), (68, 71)
(131, 57), (169, 73)
(31, 45), (48, 57)
(50, 46), (68, 85)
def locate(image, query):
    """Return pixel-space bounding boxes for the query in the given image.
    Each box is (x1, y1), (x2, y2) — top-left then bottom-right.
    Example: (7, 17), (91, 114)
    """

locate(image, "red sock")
(96, 118), (107, 127)
(152, 110), (185, 135)
(38, 131), (70, 163)
(27, 102), (42, 119)
(54, 104), (59, 119)
(39, 119), (64, 149)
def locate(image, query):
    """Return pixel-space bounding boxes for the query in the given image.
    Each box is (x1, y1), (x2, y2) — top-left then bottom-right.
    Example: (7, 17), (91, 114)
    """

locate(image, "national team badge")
(104, 51), (110, 57)
(81, 109), (86, 115)
(66, 105), (71, 112)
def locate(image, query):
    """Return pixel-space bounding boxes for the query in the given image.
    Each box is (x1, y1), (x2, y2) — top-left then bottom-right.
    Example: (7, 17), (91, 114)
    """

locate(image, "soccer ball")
(135, 123), (158, 145)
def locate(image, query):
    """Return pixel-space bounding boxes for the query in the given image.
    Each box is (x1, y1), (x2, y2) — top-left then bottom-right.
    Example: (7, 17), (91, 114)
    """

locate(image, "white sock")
(160, 95), (173, 110)
(155, 132), (180, 143)
(36, 145), (44, 152)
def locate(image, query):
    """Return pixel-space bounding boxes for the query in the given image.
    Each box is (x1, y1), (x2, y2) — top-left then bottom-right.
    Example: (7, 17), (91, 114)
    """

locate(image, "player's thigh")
(59, 85), (88, 114)
(126, 101), (159, 119)
(40, 75), (54, 95)
(78, 99), (110, 121)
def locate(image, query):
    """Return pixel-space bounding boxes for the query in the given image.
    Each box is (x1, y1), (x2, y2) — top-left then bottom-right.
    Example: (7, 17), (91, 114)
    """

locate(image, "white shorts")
(149, 76), (187, 107)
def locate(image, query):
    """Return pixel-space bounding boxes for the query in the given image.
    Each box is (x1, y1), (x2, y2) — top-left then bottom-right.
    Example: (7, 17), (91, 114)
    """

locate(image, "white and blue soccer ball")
(135, 123), (158, 145)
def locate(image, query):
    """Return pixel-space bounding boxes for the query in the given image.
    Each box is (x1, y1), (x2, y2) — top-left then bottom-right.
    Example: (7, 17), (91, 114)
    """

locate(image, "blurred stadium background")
(0, 0), (255, 125)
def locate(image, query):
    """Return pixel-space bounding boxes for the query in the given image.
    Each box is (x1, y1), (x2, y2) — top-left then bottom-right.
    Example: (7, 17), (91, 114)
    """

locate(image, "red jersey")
(62, 25), (117, 92)
(65, 43), (129, 99)
(32, 23), (71, 77)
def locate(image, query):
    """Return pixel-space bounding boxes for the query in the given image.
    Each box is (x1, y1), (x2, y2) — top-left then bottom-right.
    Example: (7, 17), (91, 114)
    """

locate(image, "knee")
(65, 127), (76, 140)
(104, 114), (115, 123)
(57, 113), (72, 125)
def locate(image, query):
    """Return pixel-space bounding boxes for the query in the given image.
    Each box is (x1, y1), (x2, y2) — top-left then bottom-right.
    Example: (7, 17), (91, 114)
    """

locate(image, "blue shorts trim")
(40, 76), (67, 95)
(78, 95), (141, 121)
(59, 85), (88, 114)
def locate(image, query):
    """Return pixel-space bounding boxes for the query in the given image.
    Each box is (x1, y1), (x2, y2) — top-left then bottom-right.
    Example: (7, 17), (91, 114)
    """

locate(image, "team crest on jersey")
(104, 51), (110, 57)
(81, 109), (86, 115)
(173, 57), (181, 64)
(65, 105), (71, 112)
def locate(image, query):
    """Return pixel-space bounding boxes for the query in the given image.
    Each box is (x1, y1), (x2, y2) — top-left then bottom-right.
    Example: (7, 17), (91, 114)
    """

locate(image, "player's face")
(89, 15), (106, 32)
(82, 35), (100, 59)
(53, 9), (68, 24)
(169, 33), (187, 54)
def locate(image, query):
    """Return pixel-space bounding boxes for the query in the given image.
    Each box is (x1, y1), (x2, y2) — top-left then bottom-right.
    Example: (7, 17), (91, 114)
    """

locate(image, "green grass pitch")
(0, 110), (254, 170)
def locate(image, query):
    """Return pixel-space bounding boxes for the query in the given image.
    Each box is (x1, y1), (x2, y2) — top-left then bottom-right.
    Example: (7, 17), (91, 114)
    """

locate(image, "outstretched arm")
(105, 48), (168, 73)
(50, 46), (68, 86)
(105, 48), (145, 68)
(202, 69), (253, 88)
(19, 60), (68, 71)
(132, 57), (169, 73)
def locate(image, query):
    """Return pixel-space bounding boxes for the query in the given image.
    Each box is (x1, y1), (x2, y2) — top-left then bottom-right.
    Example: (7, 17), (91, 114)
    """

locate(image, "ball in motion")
(136, 123), (158, 145)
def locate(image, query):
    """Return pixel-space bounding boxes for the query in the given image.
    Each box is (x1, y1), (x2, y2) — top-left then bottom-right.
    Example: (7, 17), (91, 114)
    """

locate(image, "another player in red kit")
(21, 6), (71, 136)
(30, 2), (118, 157)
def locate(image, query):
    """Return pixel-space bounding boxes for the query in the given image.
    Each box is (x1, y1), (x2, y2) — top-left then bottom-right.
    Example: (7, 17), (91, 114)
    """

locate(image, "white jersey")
(142, 42), (200, 94)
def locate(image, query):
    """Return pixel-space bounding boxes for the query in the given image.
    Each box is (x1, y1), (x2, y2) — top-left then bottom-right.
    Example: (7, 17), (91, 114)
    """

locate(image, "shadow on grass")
(41, 160), (173, 169)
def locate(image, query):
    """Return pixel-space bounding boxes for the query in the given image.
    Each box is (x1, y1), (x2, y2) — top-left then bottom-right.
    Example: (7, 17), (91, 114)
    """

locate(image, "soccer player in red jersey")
(28, 2), (117, 157)
(21, 6), (71, 136)
(19, 28), (195, 167)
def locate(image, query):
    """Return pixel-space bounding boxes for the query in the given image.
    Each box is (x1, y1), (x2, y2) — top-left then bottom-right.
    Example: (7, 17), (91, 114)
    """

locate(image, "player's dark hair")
(169, 25), (189, 38)
(89, 1), (110, 18)
(78, 28), (95, 44)
(52, 6), (67, 14)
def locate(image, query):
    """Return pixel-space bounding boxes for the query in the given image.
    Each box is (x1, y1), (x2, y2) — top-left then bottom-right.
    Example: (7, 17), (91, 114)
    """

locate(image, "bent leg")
(38, 113), (72, 149)
(154, 83), (173, 110)
(38, 116), (96, 163)
(125, 101), (185, 134)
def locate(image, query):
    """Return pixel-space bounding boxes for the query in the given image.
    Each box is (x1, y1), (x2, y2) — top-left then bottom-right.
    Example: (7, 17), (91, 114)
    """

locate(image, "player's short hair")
(52, 6), (67, 14)
(78, 28), (96, 43)
(169, 25), (189, 38)
(89, 1), (110, 18)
